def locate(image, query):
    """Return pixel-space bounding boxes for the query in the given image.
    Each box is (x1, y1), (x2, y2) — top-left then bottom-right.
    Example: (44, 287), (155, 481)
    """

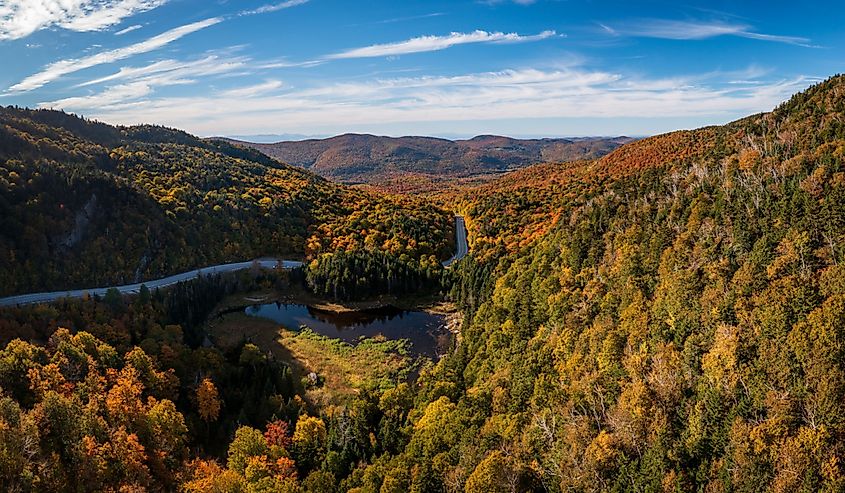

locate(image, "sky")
(0, 0), (842, 139)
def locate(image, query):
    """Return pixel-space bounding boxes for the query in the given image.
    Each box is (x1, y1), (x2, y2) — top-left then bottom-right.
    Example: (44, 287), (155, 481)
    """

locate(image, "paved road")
(1, 217), (469, 307)
(0, 259), (304, 307)
(442, 215), (468, 267)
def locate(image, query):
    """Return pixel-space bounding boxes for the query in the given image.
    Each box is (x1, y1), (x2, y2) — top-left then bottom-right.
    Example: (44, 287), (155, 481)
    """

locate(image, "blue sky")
(0, 0), (841, 139)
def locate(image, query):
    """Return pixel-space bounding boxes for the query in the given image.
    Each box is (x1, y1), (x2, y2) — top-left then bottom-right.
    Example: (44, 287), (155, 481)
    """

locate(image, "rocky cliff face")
(54, 194), (98, 251)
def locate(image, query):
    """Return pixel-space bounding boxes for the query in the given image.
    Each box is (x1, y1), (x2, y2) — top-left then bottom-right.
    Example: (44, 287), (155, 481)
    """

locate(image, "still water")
(244, 303), (450, 359)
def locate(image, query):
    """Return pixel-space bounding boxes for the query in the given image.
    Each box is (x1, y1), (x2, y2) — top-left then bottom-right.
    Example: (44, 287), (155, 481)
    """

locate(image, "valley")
(0, 215), (467, 306)
(2, 74), (845, 492)
(221, 134), (634, 192)
(2, 0), (840, 490)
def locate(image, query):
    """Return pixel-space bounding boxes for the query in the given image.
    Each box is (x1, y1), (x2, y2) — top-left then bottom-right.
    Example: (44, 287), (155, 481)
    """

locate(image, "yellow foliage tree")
(196, 378), (220, 423)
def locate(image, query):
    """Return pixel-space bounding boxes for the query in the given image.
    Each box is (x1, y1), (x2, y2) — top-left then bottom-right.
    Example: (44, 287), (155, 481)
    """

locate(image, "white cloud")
(77, 59), (182, 86)
(7, 17), (222, 93)
(326, 29), (558, 59)
(0, 0), (167, 40)
(609, 19), (814, 47)
(39, 51), (298, 111)
(373, 13), (445, 25)
(219, 80), (284, 98)
(39, 53), (252, 109)
(115, 24), (142, 35)
(256, 59), (324, 69)
(45, 65), (813, 137)
(77, 54), (248, 87)
(41, 81), (158, 109)
(239, 0), (310, 16)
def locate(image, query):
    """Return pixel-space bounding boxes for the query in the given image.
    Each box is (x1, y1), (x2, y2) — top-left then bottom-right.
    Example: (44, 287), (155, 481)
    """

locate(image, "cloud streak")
(0, 0), (167, 40)
(39, 51), (289, 110)
(239, 0), (310, 16)
(8, 17), (222, 93)
(76, 54), (247, 87)
(115, 24), (143, 35)
(608, 19), (815, 47)
(219, 80), (284, 98)
(372, 13), (445, 25)
(326, 29), (558, 59)
(6, 0), (313, 93)
(42, 64), (813, 137)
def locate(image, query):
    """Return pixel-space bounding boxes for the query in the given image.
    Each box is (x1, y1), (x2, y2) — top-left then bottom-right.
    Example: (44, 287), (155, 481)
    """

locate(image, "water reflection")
(244, 302), (450, 359)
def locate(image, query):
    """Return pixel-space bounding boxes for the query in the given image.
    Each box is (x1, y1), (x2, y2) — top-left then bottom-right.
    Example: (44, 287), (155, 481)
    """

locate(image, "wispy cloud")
(78, 53), (250, 88)
(219, 80), (284, 98)
(39, 55), (247, 108)
(0, 0), (167, 40)
(326, 29), (558, 59)
(41, 82), (159, 110)
(239, 0), (310, 16)
(5, 0), (309, 92)
(44, 63), (813, 137)
(607, 19), (815, 47)
(7, 17), (222, 93)
(373, 13), (445, 25)
(256, 59), (325, 69)
(40, 51), (279, 109)
(115, 24), (143, 35)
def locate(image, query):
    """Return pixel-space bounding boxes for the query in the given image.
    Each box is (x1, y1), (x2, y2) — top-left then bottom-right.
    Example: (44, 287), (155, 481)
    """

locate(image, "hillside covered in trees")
(0, 107), (452, 298)
(1, 74), (845, 493)
(422, 74), (845, 491)
(221, 134), (633, 193)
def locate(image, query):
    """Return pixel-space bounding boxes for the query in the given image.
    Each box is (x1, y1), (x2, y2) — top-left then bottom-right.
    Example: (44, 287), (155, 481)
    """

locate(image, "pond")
(244, 302), (451, 359)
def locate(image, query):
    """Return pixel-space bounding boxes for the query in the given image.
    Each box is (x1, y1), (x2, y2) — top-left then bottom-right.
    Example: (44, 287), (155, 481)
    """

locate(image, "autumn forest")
(2, 73), (845, 493)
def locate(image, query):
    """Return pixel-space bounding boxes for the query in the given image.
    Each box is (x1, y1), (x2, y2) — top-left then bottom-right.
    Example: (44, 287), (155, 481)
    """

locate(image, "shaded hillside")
(407, 75), (845, 492)
(218, 133), (633, 190)
(0, 107), (452, 297)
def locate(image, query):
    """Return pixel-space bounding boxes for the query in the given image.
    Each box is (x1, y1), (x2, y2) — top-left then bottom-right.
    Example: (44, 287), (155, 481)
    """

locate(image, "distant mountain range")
(225, 133), (329, 143)
(216, 133), (635, 190)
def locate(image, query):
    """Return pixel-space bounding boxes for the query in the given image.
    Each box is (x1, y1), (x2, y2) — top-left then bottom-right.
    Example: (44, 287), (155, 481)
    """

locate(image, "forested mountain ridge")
(2, 74), (845, 492)
(445, 80), (836, 261)
(411, 74), (845, 491)
(0, 107), (452, 297)
(219, 133), (633, 191)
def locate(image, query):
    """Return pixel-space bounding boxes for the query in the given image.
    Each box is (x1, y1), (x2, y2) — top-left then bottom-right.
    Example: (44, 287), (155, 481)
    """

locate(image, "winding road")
(0, 215), (469, 307)
(442, 215), (468, 268)
(0, 259), (303, 308)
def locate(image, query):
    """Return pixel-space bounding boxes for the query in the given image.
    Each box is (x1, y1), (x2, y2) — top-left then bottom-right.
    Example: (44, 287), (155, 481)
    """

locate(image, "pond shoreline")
(210, 285), (464, 350)
(214, 284), (459, 317)
(206, 285), (462, 408)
